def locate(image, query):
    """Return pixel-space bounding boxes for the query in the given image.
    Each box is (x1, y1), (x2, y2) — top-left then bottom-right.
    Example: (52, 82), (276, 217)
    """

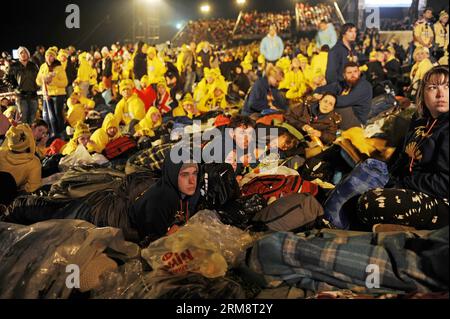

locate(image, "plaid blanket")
(249, 227), (449, 294)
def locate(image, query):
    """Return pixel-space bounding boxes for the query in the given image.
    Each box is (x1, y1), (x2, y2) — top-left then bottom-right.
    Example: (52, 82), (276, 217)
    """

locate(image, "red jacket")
(133, 87), (157, 112)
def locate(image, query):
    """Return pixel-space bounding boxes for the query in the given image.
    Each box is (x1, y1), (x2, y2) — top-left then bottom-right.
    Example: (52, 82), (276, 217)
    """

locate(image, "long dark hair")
(416, 65), (449, 119)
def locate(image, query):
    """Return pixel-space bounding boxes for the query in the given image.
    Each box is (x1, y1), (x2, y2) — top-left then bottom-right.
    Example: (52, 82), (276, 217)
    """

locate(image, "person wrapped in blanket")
(357, 66), (449, 231)
(286, 93), (342, 149)
(128, 156), (202, 245)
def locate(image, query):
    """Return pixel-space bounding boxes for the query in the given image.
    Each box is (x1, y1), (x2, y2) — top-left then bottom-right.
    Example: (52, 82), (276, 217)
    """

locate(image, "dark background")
(0, 0), (299, 52)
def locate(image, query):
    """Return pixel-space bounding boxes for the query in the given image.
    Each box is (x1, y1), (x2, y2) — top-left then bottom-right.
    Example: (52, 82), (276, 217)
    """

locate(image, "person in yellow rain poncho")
(36, 47), (68, 138)
(307, 40), (317, 58)
(57, 49), (69, 71)
(76, 52), (97, 97)
(176, 44), (189, 74)
(276, 57), (291, 80)
(60, 122), (94, 156)
(66, 86), (95, 128)
(197, 78), (229, 113)
(0, 124), (41, 193)
(193, 67), (223, 103)
(87, 113), (122, 154)
(241, 52), (254, 73)
(147, 46), (167, 85)
(279, 58), (308, 101)
(298, 54), (314, 89)
(310, 47), (328, 78)
(410, 46), (434, 97)
(133, 106), (162, 138)
(114, 79), (146, 126)
(172, 93), (201, 119)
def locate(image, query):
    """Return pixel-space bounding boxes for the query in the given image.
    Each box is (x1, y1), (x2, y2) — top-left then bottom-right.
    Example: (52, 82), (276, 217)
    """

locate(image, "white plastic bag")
(141, 210), (257, 278)
(59, 144), (109, 171)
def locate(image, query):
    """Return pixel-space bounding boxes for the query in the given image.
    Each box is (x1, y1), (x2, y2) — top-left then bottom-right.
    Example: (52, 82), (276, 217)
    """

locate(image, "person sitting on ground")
(133, 75), (157, 112)
(128, 158), (201, 244)
(193, 67), (223, 103)
(384, 47), (403, 94)
(87, 113), (121, 154)
(154, 78), (175, 116)
(133, 106), (163, 138)
(314, 62), (373, 130)
(365, 51), (387, 96)
(0, 124), (41, 194)
(409, 46), (434, 98)
(60, 122), (96, 156)
(91, 84), (107, 109)
(357, 66), (449, 231)
(66, 87), (95, 128)
(31, 120), (49, 159)
(280, 58), (308, 102)
(287, 93), (342, 146)
(243, 64), (288, 115)
(172, 93), (202, 119)
(114, 79), (146, 126)
(197, 78), (228, 113)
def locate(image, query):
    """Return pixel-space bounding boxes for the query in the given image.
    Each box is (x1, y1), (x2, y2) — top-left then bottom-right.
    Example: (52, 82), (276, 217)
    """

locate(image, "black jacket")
(128, 155), (202, 242)
(325, 40), (356, 84)
(389, 112), (449, 200)
(133, 52), (147, 81)
(4, 60), (39, 95)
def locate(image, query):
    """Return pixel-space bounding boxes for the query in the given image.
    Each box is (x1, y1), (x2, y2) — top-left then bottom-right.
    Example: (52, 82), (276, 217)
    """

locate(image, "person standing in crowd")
(243, 64), (287, 115)
(316, 20), (338, 50)
(36, 48), (68, 139)
(4, 47), (39, 125)
(101, 46), (113, 90)
(133, 41), (148, 89)
(414, 7), (435, 50)
(357, 66), (449, 231)
(260, 25), (285, 64)
(434, 11), (449, 61)
(65, 51), (78, 98)
(315, 62), (373, 129)
(326, 23), (358, 84)
(31, 45), (45, 67)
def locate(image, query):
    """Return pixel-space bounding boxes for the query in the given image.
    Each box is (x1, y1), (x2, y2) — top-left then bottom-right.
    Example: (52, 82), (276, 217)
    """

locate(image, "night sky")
(0, 0), (297, 53)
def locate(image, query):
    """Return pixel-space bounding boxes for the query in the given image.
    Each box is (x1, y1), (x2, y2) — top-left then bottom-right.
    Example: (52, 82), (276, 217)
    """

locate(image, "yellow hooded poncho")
(76, 52), (97, 85)
(197, 79), (229, 113)
(66, 89), (96, 128)
(114, 80), (146, 125)
(134, 106), (162, 137)
(0, 124), (41, 192)
(88, 113), (121, 154)
(147, 47), (167, 85)
(60, 122), (91, 156)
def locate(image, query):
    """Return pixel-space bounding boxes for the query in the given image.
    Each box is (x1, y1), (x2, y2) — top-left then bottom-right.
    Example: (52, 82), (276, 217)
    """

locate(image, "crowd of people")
(234, 11), (293, 39)
(173, 19), (236, 47)
(0, 6), (449, 298)
(296, 2), (338, 32)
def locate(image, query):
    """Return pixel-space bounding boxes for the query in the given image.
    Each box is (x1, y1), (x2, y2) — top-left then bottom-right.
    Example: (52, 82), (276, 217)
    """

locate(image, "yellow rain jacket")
(36, 62), (68, 97)
(147, 47), (167, 85)
(88, 113), (121, 154)
(76, 52), (97, 85)
(66, 95), (95, 128)
(115, 93), (146, 125)
(197, 79), (229, 113)
(61, 123), (91, 156)
(310, 51), (328, 77)
(134, 106), (162, 137)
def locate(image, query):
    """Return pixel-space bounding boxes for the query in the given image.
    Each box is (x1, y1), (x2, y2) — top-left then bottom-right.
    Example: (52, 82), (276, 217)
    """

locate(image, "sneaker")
(372, 223), (417, 233)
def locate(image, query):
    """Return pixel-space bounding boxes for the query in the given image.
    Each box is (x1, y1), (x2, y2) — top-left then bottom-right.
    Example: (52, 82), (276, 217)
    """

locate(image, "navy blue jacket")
(243, 76), (288, 115)
(325, 40), (356, 84)
(314, 78), (373, 124)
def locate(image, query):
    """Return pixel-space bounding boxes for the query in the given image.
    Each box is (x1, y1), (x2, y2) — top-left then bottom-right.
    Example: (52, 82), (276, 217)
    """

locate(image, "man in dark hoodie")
(128, 154), (202, 244)
(315, 62), (373, 130)
(133, 42), (148, 88)
(325, 23), (358, 84)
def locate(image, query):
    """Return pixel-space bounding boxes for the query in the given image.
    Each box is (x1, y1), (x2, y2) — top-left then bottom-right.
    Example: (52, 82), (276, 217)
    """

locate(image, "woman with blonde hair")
(409, 46), (434, 98)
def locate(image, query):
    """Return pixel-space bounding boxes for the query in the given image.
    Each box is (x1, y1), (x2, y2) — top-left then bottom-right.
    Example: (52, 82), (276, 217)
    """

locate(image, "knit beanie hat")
(5, 124), (35, 153)
(119, 79), (135, 93)
(45, 47), (58, 58)
(182, 93), (194, 106)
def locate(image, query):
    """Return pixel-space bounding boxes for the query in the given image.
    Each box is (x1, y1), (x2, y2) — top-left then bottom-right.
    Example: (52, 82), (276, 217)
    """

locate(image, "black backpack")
(251, 193), (324, 233)
(200, 163), (241, 209)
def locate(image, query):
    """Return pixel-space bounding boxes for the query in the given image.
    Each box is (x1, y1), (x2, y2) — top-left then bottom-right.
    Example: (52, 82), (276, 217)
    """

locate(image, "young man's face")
(32, 125), (49, 141)
(77, 134), (90, 147)
(424, 10), (433, 20)
(178, 164), (198, 196)
(107, 127), (118, 138)
(343, 27), (357, 43)
(121, 88), (132, 99)
(233, 125), (254, 150)
(19, 51), (29, 62)
(344, 66), (361, 86)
